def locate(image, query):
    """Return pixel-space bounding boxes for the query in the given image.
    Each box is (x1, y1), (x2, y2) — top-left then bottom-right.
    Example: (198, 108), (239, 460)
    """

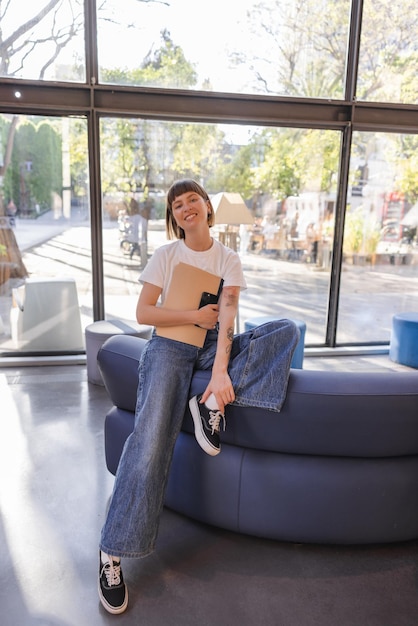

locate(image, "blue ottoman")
(244, 316), (306, 369)
(390, 312), (418, 368)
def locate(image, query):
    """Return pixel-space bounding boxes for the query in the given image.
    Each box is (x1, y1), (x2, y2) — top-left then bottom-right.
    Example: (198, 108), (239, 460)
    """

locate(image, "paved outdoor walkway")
(1, 211), (418, 354)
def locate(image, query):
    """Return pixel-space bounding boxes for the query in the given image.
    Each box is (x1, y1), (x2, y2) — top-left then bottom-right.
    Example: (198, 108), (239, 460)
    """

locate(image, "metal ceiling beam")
(0, 80), (417, 132)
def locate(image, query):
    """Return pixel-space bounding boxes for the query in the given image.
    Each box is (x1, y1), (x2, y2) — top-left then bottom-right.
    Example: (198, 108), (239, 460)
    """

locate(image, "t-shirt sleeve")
(222, 249), (247, 290)
(138, 247), (165, 288)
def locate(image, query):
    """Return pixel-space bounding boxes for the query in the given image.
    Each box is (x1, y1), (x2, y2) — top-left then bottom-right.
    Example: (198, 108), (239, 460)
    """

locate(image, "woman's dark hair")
(166, 179), (215, 239)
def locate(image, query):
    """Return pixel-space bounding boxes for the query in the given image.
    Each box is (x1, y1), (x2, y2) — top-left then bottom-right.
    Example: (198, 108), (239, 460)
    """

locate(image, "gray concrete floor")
(1, 354), (418, 625)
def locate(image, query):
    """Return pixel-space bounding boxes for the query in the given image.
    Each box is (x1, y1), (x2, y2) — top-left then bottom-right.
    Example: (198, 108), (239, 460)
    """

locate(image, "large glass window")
(0, 0), (85, 82)
(0, 115), (91, 356)
(338, 131), (418, 344)
(98, 0), (351, 98)
(1, 1), (417, 357)
(99, 117), (341, 344)
(357, 0), (418, 104)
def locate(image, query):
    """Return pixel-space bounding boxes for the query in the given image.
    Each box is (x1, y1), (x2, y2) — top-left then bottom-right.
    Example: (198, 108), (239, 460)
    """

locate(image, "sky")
(97, 0), (259, 93)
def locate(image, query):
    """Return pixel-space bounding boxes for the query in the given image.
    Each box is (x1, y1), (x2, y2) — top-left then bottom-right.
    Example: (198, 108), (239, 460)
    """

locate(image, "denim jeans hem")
(100, 543), (155, 560)
(232, 398), (283, 412)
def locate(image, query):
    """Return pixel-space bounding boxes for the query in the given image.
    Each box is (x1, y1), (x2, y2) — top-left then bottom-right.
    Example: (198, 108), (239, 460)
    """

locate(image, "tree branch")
(1, 0), (62, 50)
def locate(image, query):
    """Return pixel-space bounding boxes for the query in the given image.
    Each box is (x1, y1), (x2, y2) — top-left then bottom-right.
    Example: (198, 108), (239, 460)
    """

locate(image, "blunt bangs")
(167, 179), (209, 208)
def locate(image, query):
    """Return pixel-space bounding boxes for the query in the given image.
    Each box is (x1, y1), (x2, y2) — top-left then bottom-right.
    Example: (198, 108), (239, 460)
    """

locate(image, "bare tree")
(236, 0), (418, 101)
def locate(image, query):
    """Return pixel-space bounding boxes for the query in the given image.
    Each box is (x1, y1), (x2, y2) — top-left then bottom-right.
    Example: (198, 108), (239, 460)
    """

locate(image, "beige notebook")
(156, 262), (223, 347)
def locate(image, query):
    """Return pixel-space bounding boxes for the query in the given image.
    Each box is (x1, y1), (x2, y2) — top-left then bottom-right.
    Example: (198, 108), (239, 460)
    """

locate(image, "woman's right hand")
(196, 304), (219, 329)
(137, 282), (219, 329)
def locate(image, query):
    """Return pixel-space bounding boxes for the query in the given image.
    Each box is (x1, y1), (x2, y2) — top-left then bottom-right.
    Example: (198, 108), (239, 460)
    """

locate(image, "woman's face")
(171, 190), (210, 233)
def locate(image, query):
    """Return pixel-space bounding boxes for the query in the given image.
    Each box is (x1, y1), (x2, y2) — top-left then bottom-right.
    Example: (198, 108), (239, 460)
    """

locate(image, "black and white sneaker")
(99, 551), (128, 614)
(189, 394), (226, 456)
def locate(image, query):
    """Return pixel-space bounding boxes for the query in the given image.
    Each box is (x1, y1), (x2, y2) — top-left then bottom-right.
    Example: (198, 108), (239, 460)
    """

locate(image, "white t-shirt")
(139, 238), (247, 305)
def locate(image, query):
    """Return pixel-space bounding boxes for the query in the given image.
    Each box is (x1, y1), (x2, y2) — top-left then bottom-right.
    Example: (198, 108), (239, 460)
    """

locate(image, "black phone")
(198, 291), (219, 308)
(195, 279), (224, 327)
(198, 278), (224, 309)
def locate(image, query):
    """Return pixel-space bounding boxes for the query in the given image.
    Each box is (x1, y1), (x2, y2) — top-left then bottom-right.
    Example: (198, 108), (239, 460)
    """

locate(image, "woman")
(98, 179), (299, 614)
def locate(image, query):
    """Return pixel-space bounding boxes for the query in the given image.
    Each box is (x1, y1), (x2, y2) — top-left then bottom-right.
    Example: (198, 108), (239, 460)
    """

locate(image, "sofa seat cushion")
(98, 335), (418, 460)
(189, 369), (418, 458)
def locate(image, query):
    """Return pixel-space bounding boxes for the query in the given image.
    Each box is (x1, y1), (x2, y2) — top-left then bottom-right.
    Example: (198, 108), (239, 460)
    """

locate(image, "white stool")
(85, 320), (152, 385)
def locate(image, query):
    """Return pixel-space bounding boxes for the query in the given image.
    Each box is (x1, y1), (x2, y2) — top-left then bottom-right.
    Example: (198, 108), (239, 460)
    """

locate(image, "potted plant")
(343, 210), (381, 265)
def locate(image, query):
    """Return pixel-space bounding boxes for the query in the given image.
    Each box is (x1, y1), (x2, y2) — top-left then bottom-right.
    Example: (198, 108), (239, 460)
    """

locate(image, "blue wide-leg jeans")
(100, 319), (299, 558)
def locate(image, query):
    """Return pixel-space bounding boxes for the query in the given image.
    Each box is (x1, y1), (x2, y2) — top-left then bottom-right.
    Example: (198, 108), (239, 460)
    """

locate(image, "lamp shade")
(211, 192), (253, 225)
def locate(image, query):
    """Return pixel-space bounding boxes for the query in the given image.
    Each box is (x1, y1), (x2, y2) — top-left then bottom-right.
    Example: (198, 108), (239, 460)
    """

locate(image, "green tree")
(33, 121), (62, 207)
(102, 29), (198, 90)
(4, 118), (62, 213)
(357, 0), (418, 103)
(209, 143), (257, 200)
(248, 127), (340, 210)
(100, 117), (159, 196)
(396, 135), (418, 205)
(170, 123), (225, 186)
(10, 120), (37, 214)
(254, 129), (303, 201)
(69, 118), (88, 200)
(136, 29), (198, 89)
(300, 129), (341, 193)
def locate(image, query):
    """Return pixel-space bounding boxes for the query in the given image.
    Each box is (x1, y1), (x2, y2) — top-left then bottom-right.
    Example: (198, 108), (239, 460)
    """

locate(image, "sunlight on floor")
(0, 374), (78, 616)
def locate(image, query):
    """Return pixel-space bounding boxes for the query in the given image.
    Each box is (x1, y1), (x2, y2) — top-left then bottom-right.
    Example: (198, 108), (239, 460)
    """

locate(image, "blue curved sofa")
(97, 333), (418, 545)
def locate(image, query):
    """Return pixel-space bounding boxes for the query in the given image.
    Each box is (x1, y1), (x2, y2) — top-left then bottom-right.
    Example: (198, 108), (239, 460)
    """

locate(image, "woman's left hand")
(201, 371), (235, 414)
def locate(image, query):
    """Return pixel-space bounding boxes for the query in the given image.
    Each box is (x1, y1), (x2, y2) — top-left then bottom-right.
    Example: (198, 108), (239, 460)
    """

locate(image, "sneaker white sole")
(98, 582), (128, 615)
(189, 397), (221, 456)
